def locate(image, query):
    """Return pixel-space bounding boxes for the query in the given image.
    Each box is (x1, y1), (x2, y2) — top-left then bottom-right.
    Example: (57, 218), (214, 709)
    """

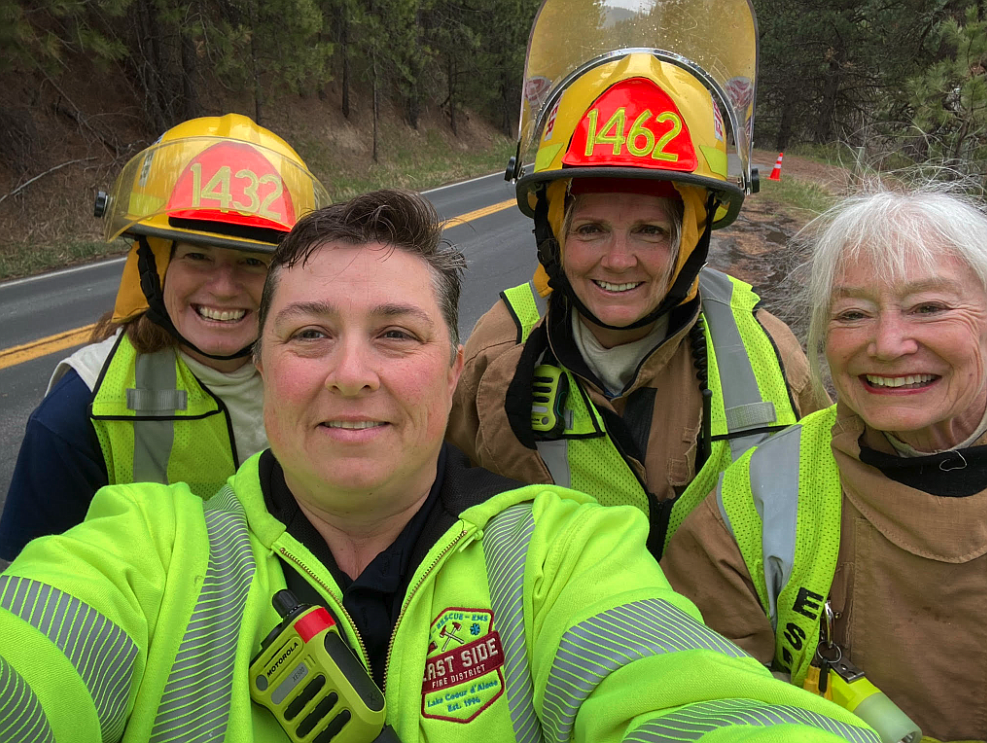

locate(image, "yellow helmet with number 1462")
(510, 0), (759, 311)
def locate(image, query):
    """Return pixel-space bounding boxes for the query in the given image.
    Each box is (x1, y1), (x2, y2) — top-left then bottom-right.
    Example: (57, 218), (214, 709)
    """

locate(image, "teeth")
(865, 374), (936, 388)
(326, 421), (383, 429)
(594, 280), (641, 292)
(197, 307), (246, 322)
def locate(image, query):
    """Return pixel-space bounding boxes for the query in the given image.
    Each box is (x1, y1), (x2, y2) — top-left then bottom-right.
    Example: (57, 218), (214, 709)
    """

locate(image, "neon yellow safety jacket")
(501, 268), (799, 554)
(89, 333), (239, 497)
(714, 405), (843, 686)
(0, 449), (879, 742)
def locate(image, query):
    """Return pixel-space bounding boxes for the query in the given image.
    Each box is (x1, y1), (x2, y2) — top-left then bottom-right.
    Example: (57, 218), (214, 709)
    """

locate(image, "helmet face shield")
(515, 0), (758, 205)
(103, 125), (330, 252)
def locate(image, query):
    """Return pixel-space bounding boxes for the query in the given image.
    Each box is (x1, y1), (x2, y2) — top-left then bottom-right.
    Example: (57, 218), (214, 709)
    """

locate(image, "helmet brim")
(516, 167), (745, 228)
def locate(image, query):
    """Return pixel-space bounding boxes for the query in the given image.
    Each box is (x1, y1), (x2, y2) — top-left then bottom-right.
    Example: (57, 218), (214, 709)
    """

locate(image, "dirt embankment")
(706, 149), (849, 334)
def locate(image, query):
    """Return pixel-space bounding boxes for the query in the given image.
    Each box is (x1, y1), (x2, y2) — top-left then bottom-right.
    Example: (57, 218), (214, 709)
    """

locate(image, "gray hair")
(805, 185), (987, 394)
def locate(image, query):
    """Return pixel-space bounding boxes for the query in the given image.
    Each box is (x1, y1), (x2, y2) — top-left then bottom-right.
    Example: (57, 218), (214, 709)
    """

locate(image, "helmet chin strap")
(535, 191), (719, 331)
(136, 236), (254, 361)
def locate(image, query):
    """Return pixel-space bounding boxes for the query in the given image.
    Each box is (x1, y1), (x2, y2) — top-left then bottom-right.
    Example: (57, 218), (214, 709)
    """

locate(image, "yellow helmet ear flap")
(532, 264), (553, 297)
(112, 237), (171, 322)
(670, 184), (710, 306)
(545, 179), (571, 250)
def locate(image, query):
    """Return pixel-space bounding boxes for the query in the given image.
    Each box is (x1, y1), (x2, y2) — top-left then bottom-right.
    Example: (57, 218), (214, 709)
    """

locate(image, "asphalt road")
(0, 172), (538, 509)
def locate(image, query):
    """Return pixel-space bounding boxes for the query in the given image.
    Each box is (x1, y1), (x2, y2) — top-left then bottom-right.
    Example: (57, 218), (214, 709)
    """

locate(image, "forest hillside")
(1, 0), (984, 279)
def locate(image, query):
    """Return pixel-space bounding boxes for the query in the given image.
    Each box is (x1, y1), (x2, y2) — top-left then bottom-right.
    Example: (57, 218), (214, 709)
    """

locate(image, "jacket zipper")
(277, 546), (372, 669)
(382, 527), (472, 691)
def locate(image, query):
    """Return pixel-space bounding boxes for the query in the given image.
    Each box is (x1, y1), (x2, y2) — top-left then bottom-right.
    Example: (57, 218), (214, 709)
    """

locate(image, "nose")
(869, 312), (919, 360)
(325, 337), (380, 396)
(599, 233), (637, 271)
(206, 261), (242, 297)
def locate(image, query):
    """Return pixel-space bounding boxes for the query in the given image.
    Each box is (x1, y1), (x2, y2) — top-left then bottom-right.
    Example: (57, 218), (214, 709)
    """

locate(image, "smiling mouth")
(322, 421), (386, 430)
(593, 280), (642, 293)
(195, 305), (247, 323)
(864, 374), (938, 390)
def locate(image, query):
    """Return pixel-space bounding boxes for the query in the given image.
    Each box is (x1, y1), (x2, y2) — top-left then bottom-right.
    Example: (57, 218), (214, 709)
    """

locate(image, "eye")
(292, 327), (328, 341)
(243, 256), (270, 269)
(572, 222), (604, 236)
(913, 303), (946, 316)
(834, 309), (867, 323)
(183, 251), (210, 262)
(381, 328), (416, 341)
(635, 224), (671, 242)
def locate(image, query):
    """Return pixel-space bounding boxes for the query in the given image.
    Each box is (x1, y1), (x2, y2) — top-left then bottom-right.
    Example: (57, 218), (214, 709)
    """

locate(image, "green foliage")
(753, 0), (962, 151)
(908, 3), (987, 179)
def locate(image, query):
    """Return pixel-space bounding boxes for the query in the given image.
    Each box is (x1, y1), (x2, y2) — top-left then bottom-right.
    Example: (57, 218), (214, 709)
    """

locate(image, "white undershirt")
(571, 312), (669, 396)
(180, 353), (268, 464)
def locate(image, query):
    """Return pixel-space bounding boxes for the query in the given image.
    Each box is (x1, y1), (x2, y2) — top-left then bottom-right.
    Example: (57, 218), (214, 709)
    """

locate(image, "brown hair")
(256, 189), (466, 354)
(90, 311), (177, 354)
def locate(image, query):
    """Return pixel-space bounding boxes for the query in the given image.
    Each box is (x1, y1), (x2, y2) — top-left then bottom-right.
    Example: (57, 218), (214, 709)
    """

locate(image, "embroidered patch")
(422, 608), (504, 723)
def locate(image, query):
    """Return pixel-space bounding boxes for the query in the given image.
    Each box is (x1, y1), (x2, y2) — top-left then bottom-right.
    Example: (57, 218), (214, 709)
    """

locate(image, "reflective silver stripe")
(749, 425), (803, 630)
(150, 486), (255, 742)
(699, 270), (777, 461)
(131, 351), (179, 484)
(543, 599), (746, 742)
(624, 698), (879, 742)
(0, 657), (55, 743)
(536, 439), (570, 488)
(0, 576), (137, 741)
(127, 388), (187, 412)
(483, 504), (545, 743)
(727, 429), (773, 462)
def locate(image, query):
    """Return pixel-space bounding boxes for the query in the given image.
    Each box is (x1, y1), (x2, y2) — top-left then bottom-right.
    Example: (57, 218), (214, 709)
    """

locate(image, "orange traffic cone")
(768, 152), (784, 181)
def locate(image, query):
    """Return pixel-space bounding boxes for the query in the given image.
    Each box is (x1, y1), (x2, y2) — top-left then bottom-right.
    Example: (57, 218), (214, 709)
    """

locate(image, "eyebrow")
(832, 278), (964, 297)
(274, 300), (436, 328)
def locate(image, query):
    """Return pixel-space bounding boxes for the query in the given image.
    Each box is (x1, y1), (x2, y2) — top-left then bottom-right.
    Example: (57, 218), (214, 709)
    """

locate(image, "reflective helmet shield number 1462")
(563, 77), (698, 172)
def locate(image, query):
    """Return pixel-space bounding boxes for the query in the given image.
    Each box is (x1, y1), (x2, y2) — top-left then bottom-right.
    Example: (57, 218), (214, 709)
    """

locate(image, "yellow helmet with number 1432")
(95, 113), (330, 324)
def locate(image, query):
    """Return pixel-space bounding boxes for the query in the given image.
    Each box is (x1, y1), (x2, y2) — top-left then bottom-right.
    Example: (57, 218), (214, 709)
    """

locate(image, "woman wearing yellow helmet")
(1, 114), (330, 560)
(448, 0), (823, 557)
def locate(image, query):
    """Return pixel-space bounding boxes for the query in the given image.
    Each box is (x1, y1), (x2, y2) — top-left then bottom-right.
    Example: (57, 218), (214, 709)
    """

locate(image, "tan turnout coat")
(448, 291), (819, 511)
(661, 403), (987, 742)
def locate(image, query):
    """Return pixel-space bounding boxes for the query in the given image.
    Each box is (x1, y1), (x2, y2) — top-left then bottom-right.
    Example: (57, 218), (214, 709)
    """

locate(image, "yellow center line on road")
(0, 198), (518, 371)
(438, 199), (515, 229)
(0, 325), (97, 372)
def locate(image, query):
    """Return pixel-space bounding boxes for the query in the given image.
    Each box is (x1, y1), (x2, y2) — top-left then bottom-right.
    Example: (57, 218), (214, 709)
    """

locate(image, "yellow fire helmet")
(511, 0), (758, 323)
(96, 113), (330, 326)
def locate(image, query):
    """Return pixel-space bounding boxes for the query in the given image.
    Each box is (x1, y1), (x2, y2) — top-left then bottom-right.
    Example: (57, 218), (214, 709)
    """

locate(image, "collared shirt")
(260, 446), (447, 688)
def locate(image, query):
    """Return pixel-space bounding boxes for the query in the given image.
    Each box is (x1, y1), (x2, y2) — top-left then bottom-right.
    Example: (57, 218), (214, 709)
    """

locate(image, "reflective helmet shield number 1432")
(166, 140), (297, 233)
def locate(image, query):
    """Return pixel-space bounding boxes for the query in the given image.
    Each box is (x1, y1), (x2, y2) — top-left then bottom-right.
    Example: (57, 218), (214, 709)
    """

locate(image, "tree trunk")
(372, 56), (379, 163)
(180, 30), (199, 120)
(500, 76), (511, 137)
(251, 25), (264, 125)
(775, 86), (798, 151)
(135, 0), (167, 128)
(448, 55), (457, 136)
(814, 58), (841, 144)
(407, 95), (420, 130)
(341, 17), (351, 119)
